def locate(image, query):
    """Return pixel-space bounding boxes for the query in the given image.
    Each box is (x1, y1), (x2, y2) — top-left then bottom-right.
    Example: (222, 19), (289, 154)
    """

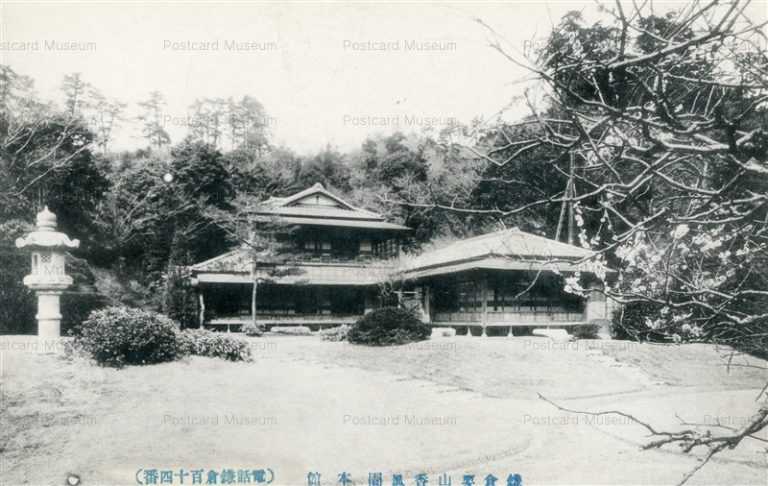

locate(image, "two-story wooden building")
(189, 183), (611, 334)
(189, 183), (409, 331)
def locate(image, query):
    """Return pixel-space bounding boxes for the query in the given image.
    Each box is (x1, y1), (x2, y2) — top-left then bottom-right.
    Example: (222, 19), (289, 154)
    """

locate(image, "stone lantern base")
(35, 290), (65, 339)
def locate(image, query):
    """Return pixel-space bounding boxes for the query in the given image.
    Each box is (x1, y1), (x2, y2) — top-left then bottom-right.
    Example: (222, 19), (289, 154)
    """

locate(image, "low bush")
(570, 323), (601, 339)
(242, 322), (265, 337)
(177, 329), (252, 362)
(319, 324), (350, 341)
(431, 327), (456, 338)
(348, 307), (431, 346)
(613, 300), (768, 359)
(76, 306), (181, 367)
(270, 326), (312, 336)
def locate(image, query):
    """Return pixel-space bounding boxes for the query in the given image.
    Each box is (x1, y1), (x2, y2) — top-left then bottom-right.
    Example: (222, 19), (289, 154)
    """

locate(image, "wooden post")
(251, 279), (258, 327)
(567, 152), (576, 246)
(198, 290), (205, 328)
(480, 274), (488, 337)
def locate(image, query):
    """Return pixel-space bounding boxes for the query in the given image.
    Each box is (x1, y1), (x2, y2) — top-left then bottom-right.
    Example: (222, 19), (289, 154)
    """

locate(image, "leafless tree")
(0, 66), (93, 210)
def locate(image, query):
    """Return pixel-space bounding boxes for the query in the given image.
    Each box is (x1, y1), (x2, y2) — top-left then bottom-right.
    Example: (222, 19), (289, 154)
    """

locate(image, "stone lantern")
(15, 207), (80, 338)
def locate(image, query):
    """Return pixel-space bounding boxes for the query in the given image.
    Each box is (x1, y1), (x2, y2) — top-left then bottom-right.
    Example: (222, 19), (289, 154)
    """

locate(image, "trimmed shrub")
(319, 324), (350, 342)
(431, 327), (456, 338)
(348, 307), (431, 346)
(570, 323), (600, 340)
(76, 306), (181, 367)
(270, 326), (312, 336)
(177, 329), (252, 362)
(243, 322), (265, 337)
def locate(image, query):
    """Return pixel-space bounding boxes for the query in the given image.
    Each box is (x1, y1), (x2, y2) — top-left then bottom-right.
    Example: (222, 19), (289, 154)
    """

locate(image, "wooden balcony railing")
(208, 313), (361, 325)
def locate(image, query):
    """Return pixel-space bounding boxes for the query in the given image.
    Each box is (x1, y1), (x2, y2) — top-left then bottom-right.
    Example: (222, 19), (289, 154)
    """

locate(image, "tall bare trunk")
(251, 259), (257, 326)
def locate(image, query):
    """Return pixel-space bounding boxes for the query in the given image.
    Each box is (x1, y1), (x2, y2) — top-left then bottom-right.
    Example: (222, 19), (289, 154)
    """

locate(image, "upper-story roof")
(257, 183), (410, 231)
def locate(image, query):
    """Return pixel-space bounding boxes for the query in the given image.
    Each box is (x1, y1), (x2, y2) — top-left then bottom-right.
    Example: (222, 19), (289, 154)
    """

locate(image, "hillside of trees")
(1, 62), (574, 335)
(2, 1), (766, 363)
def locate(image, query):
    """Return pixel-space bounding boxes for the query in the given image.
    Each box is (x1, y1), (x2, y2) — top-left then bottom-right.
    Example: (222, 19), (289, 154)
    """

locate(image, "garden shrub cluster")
(270, 326), (312, 336)
(613, 301), (768, 359)
(76, 306), (181, 367)
(570, 323), (601, 339)
(347, 307), (430, 346)
(76, 306), (252, 366)
(242, 322), (265, 337)
(319, 324), (350, 341)
(176, 329), (252, 362)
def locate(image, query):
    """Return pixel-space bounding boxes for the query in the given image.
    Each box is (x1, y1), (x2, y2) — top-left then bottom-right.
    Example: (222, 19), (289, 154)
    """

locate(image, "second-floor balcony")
(190, 248), (398, 287)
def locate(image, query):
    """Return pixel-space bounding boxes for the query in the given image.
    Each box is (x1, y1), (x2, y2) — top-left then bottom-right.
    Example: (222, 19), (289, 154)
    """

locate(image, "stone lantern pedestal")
(15, 207), (80, 339)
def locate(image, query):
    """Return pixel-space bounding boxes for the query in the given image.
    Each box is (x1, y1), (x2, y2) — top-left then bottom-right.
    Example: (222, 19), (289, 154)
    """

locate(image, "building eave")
(263, 216), (410, 231)
(399, 255), (598, 280)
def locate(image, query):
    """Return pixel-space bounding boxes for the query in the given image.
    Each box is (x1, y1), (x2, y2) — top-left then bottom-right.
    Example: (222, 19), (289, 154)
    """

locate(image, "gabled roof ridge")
(430, 227), (518, 251)
(189, 248), (245, 271)
(264, 182), (383, 219)
(277, 183), (347, 207)
(507, 229), (592, 254)
(435, 227), (590, 255)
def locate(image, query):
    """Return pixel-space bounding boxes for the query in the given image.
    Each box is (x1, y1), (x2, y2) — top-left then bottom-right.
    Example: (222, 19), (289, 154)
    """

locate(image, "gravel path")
(1, 335), (765, 485)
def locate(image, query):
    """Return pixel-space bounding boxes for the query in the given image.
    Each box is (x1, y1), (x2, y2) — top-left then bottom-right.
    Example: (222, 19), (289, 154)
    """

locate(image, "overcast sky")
(1, 1), (764, 154)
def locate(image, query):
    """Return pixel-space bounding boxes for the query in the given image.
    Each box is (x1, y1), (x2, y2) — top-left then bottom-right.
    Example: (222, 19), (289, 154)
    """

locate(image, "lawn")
(1, 335), (766, 486)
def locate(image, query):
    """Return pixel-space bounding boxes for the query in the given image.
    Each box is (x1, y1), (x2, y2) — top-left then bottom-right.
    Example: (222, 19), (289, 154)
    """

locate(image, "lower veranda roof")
(399, 228), (602, 279)
(189, 249), (394, 285)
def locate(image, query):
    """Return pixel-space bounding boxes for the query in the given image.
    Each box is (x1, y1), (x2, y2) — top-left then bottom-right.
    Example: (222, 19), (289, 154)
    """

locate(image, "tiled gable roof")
(257, 183), (404, 227)
(190, 249), (253, 273)
(402, 228), (594, 273)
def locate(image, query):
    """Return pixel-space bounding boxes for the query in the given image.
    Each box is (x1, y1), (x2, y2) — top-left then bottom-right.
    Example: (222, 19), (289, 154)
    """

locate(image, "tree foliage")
(138, 91), (171, 150)
(465, 1), (768, 480)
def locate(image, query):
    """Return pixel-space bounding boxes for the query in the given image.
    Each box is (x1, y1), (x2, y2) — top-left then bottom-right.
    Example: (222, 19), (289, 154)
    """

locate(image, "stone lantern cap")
(15, 206), (80, 250)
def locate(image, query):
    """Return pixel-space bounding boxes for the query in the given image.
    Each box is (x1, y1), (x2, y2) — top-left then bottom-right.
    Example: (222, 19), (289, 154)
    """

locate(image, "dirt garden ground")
(1, 335), (766, 486)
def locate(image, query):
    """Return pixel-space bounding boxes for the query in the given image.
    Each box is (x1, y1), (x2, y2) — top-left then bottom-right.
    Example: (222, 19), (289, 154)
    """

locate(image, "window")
(294, 287), (334, 315)
(487, 273), (583, 314)
(456, 280), (480, 312)
(301, 238), (332, 254)
(373, 239), (399, 259)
